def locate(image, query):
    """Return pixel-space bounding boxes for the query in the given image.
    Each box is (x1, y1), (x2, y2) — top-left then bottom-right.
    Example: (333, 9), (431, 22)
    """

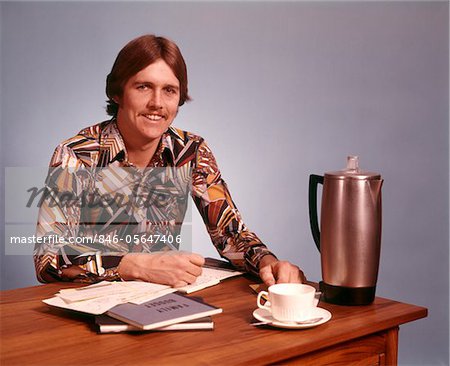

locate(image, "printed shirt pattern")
(34, 120), (274, 283)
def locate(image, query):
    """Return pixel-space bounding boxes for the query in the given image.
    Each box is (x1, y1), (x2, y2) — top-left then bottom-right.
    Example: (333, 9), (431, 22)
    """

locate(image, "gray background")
(1, 1), (448, 365)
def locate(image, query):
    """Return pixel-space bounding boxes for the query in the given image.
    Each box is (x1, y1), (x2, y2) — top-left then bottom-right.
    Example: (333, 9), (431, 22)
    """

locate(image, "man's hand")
(117, 251), (205, 287)
(258, 255), (306, 287)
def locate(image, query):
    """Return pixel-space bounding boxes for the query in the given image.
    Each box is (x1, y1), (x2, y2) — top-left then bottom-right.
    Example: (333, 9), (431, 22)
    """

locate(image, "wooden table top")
(0, 277), (427, 366)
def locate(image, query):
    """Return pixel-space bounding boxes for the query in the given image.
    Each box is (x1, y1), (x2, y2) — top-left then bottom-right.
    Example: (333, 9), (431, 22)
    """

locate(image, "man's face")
(116, 59), (180, 146)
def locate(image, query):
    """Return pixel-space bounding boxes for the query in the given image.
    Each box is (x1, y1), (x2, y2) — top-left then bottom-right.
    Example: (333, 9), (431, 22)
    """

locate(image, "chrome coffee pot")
(309, 156), (383, 305)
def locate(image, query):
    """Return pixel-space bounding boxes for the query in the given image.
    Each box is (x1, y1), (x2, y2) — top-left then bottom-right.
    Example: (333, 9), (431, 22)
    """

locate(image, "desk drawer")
(277, 331), (391, 366)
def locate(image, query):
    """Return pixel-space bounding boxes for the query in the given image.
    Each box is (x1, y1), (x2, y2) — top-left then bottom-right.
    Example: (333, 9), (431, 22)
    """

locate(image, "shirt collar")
(99, 119), (184, 166)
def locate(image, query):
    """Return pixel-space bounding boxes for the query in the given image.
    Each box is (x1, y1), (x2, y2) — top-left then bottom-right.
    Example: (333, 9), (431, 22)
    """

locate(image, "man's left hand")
(258, 255), (306, 286)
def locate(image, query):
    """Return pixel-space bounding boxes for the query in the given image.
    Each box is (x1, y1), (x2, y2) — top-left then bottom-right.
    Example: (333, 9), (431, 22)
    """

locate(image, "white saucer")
(252, 307), (332, 329)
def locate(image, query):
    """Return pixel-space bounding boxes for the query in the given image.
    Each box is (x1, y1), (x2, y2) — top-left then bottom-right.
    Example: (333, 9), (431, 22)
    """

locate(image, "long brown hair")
(106, 35), (191, 116)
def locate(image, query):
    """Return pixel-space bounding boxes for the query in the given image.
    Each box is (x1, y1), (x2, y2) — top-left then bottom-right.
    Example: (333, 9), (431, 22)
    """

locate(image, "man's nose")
(148, 89), (162, 109)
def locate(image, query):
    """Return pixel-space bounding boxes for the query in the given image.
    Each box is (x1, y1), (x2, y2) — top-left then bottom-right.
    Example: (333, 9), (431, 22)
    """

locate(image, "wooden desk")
(1, 277), (427, 366)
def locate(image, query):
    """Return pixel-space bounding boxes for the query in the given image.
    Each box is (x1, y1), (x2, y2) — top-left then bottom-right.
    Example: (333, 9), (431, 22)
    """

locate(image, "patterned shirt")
(34, 120), (274, 283)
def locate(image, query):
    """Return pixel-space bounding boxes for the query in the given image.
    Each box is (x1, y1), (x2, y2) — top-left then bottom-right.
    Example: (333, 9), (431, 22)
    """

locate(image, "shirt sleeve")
(190, 139), (276, 276)
(33, 144), (122, 283)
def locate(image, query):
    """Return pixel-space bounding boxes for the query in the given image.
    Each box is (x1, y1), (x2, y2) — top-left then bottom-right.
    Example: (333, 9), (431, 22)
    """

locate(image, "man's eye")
(137, 85), (149, 90)
(165, 87), (177, 94)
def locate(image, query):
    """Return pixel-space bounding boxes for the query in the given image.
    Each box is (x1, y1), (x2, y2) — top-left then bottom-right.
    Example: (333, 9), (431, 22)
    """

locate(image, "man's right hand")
(117, 252), (205, 287)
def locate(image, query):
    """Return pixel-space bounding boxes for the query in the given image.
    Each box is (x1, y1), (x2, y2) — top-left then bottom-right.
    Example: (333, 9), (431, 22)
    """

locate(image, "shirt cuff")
(59, 254), (124, 283)
(244, 245), (278, 277)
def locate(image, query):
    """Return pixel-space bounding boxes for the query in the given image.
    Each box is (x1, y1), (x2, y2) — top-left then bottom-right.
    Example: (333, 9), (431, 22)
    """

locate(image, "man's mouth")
(141, 113), (164, 121)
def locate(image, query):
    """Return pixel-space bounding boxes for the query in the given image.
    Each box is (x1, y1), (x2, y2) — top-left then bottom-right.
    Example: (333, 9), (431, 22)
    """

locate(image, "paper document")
(177, 266), (243, 293)
(44, 281), (177, 315)
(57, 281), (172, 303)
(43, 259), (242, 314)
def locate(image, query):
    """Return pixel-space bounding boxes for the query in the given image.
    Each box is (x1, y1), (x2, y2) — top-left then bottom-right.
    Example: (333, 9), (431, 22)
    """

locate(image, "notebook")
(106, 292), (222, 330)
(95, 314), (214, 333)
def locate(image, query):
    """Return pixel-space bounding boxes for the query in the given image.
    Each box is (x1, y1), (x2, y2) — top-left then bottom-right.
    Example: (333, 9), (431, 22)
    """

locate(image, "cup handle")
(314, 292), (321, 307)
(257, 291), (271, 311)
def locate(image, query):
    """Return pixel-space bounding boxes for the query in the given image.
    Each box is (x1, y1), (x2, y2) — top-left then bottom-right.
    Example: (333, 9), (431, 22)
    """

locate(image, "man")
(34, 34), (305, 287)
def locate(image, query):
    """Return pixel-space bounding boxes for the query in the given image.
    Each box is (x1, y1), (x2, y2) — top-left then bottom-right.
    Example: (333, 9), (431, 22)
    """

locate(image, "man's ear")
(112, 96), (120, 105)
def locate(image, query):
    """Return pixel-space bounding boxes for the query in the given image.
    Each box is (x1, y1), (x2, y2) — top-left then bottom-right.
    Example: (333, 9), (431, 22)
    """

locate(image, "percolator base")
(319, 281), (376, 306)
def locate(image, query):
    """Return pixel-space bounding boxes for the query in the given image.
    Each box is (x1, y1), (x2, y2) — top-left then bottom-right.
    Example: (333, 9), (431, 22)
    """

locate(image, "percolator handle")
(308, 174), (324, 251)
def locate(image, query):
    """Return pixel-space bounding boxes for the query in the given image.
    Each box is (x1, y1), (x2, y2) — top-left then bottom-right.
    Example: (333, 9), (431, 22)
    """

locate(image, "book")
(106, 292), (223, 330)
(95, 315), (213, 333)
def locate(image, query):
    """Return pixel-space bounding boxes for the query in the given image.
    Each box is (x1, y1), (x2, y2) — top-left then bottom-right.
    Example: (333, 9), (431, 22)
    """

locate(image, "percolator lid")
(324, 156), (381, 180)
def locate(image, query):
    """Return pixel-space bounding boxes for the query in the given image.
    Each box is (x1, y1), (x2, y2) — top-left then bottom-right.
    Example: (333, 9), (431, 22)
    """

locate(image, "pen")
(203, 257), (238, 272)
(74, 282), (112, 291)
(202, 264), (239, 272)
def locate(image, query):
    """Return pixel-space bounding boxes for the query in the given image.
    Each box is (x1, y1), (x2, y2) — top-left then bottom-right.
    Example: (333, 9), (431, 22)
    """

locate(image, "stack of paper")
(43, 282), (223, 333)
(43, 281), (177, 315)
(44, 263), (242, 313)
(42, 259), (241, 332)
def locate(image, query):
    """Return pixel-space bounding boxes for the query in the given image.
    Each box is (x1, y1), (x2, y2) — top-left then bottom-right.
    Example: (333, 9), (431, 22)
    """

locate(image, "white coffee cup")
(257, 283), (319, 322)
